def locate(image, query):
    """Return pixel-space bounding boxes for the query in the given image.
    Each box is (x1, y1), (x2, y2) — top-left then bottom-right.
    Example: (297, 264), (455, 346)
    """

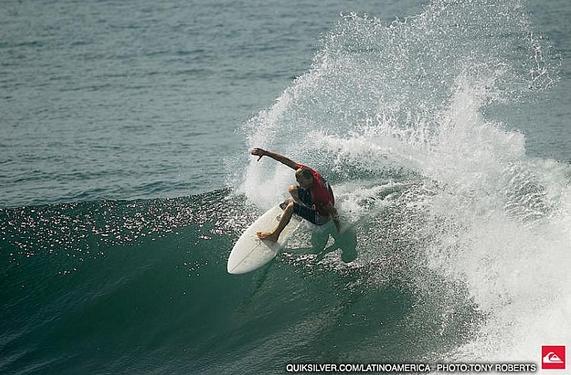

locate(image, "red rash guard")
(295, 163), (335, 216)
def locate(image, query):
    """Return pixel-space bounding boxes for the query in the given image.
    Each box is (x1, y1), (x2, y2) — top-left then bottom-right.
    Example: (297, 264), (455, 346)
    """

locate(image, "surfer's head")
(295, 168), (313, 189)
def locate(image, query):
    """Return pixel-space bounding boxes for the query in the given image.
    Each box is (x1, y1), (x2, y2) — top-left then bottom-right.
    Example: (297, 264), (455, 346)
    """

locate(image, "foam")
(236, 0), (567, 363)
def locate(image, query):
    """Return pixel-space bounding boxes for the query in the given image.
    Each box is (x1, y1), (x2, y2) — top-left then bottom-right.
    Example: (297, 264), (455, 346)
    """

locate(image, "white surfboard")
(227, 205), (301, 274)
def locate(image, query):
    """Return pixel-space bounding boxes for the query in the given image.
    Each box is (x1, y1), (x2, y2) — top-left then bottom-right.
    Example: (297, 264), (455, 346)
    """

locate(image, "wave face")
(1, 0), (569, 374)
(1, 190), (473, 374)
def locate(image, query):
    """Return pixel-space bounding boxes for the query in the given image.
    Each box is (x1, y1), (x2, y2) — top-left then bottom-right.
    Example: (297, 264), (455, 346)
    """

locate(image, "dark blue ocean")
(1, 0), (570, 374)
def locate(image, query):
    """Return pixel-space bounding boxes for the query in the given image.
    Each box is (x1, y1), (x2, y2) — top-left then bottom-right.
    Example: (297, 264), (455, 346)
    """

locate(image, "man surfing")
(250, 148), (341, 242)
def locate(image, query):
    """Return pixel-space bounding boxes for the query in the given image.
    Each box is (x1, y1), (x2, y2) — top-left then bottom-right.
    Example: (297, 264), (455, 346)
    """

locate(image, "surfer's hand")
(333, 217), (341, 233)
(251, 148), (266, 161)
(326, 203), (341, 233)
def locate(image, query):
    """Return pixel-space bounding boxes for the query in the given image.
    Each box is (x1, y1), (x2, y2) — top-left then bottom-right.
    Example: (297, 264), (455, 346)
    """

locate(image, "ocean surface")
(1, 0), (570, 374)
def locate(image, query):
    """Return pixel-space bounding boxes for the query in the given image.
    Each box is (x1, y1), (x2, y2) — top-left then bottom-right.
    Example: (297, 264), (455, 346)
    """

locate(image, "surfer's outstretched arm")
(250, 148), (298, 170)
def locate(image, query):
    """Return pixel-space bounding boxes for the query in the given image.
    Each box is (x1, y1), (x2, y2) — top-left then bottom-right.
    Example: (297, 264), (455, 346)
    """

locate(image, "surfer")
(250, 148), (341, 242)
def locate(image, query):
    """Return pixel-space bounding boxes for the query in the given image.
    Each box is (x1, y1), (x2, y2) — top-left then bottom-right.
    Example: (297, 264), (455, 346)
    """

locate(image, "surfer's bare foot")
(257, 231), (279, 242)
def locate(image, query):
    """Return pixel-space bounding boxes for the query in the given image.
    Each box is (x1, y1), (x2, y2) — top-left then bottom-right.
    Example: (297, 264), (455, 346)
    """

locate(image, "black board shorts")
(283, 187), (328, 225)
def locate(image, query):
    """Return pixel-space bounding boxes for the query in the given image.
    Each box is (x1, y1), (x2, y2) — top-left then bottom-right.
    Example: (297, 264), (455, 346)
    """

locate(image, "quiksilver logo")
(542, 346), (566, 370)
(543, 352), (563, 364)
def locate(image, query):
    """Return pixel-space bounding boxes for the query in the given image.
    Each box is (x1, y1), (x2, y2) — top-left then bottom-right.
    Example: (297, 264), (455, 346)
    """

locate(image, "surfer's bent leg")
(291, 201), (319, 225)
(257, 202), (294, 242)
(288, 184), (301, 203)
